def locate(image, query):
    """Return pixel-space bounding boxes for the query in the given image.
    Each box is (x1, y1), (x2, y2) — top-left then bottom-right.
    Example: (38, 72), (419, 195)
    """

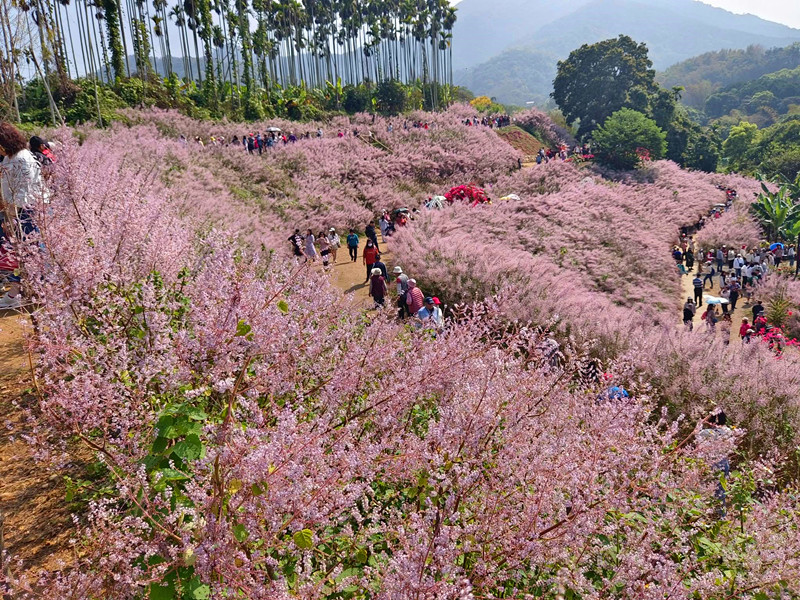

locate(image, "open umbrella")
(704, 295), (729, 305)
(392, 207), (409, 215)
(499, 194), (520, 201)
(769, 242), (784, 251)
(266, 126), (282, 133)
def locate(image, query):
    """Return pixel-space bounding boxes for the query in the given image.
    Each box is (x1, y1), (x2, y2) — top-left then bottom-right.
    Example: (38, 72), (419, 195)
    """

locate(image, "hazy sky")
(449, 0), (800, 29)
(699, 0), (800, 28)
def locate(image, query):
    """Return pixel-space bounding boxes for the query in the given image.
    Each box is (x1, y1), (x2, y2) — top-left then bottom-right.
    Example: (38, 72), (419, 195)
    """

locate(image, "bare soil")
(679, 268), (750, 343)
(0, 311), (75, 576)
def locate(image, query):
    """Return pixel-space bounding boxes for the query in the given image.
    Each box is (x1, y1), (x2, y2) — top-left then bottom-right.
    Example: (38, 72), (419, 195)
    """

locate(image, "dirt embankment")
(0, 312), (75, 576)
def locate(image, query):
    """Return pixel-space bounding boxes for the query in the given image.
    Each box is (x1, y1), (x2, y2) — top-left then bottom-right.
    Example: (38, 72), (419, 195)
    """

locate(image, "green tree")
(375, 78), (405, 115)
(722, 121), (759, 170)
(593, 108), (666, 170)
(102, 0), (126, 81)
(552, 35), (657, 139)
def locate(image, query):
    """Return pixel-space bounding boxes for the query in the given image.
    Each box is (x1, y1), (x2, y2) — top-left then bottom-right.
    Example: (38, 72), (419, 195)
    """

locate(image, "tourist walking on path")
(288, 229), (304, 257)
(372, 253), (388, 280)
(693, 274), (703, 305)
(702, 262), (716, 289)
(318, 231), (331, 269)
(363, 240), (378, 282)
(406, 279), (425, 315)
(368, 267), (387, 307)
(365, 221), (379, 251)
(347, 229), (359, 262)
(393, 266), (409, 318)
(327, 228), (340, 263)
(683, 298), (696, 330)
(685, 248), (694, 271)
(304, 229), (317, 261)
(0, 122), (50, 309)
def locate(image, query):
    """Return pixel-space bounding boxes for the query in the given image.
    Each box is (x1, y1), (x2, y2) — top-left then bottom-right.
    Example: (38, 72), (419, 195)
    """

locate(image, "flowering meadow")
(4, 107), (800, 598)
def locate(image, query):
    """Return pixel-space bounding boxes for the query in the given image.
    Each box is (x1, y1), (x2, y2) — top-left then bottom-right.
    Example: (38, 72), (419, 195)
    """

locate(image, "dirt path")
(679, 268), (750, 343)
(326, 237), (393, 306)
(0, 311), (74, 575)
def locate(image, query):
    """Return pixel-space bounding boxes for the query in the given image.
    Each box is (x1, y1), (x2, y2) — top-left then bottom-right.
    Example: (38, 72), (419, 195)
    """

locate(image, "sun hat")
(392, 266), (403, 274)
(329, 227), (336, 232)
(371, 268), (382, 276)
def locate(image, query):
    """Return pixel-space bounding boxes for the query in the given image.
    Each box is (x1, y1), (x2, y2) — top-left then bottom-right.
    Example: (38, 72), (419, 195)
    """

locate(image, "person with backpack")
(288, 228), (304, 257)
(683, 298), (696, 331)
(346, 229), (359, 262)
(393, 266), (409, 318)
(29, 136), (56, 166)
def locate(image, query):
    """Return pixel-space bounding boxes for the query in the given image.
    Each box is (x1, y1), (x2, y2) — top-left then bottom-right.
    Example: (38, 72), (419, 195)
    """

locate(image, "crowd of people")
(0, 123), (54, 309)
(676, 187), (796, 350)
(535, 144), (593, 164)
(287, 216), (444, 332)
(463, 114), (512, 128)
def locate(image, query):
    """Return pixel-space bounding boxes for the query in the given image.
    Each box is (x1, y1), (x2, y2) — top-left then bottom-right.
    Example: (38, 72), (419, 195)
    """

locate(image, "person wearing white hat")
(327, 227), (340, 263)
(393, 266), (409, 318)
(368, 267), (387, 308)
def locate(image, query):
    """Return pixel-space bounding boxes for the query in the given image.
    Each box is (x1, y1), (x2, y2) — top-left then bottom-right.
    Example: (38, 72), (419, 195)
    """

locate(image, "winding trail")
(325, 237), (393, 303)
(679, 262), (751, 344)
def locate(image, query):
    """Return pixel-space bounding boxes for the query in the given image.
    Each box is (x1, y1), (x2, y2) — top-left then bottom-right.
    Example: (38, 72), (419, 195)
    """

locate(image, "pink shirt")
(407, 287), (424, 315)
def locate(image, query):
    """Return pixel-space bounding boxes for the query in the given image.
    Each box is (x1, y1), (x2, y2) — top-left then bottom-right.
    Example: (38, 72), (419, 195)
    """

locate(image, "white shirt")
(0, 149), (49, 208)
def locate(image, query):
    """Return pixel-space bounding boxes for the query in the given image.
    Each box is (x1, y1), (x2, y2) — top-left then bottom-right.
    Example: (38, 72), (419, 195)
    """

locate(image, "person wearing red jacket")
(362, 239), (378, 282)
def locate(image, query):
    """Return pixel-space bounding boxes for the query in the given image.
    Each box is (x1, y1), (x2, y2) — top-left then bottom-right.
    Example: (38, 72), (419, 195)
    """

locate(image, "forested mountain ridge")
(658, 43), (800, 110)
(453, 0), (800, 105)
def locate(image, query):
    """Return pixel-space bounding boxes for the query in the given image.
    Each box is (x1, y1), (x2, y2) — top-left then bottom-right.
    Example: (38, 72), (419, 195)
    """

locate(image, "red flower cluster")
(444, 184), (490, 207)
(635, 147), (652, 162)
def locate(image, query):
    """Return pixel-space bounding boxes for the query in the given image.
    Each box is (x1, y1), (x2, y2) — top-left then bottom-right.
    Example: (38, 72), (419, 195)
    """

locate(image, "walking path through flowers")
(0, 313), (74, 573)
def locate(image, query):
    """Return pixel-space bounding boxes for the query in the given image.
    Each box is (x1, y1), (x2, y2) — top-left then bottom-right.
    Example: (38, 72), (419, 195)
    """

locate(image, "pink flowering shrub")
(515, 107), (575, 147)
(5, 121), (800, 599)
(389, 158), (800, 462)
(81, 107), (520, 246)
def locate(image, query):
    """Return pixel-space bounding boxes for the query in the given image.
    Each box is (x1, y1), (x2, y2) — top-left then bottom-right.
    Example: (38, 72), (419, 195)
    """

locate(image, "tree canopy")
(593, 108), (667, 170)
(552, 35), (657, 139)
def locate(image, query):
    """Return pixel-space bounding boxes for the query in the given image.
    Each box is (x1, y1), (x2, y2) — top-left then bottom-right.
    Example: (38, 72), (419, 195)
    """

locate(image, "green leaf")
(233, 523), (249, 542)
(293, 528), (314, 550)
(152, 436), (169, 454)
(185, 577), (210, 600)
(156, 416), (179, 439)
(277, 299), (289, 314)
(159, 468), (189, 481)
(251, 482), (266, 496)
(355, 547), (368, 565)
(171, 434), (203, 461)
(235, 319), (252, 337)
(149, 581), (176, 600)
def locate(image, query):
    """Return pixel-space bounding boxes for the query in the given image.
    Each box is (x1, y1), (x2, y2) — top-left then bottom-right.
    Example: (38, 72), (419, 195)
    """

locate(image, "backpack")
(701, 310), (708, 320)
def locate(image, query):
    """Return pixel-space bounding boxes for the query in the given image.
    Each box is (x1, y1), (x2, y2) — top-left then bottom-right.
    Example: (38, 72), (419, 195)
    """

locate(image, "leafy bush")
(593, 108), (667, 170)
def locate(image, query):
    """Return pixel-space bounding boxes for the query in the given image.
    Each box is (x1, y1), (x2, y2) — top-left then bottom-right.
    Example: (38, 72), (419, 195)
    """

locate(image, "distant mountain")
(450, 0), (594, 71)
(453, 0), (800, 105)
(658, 43), (800, 109)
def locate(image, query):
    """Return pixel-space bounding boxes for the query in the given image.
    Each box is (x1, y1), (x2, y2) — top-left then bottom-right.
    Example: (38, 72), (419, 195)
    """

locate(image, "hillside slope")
(454, 0), (800, 104)
(658, 43), (800, 109)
